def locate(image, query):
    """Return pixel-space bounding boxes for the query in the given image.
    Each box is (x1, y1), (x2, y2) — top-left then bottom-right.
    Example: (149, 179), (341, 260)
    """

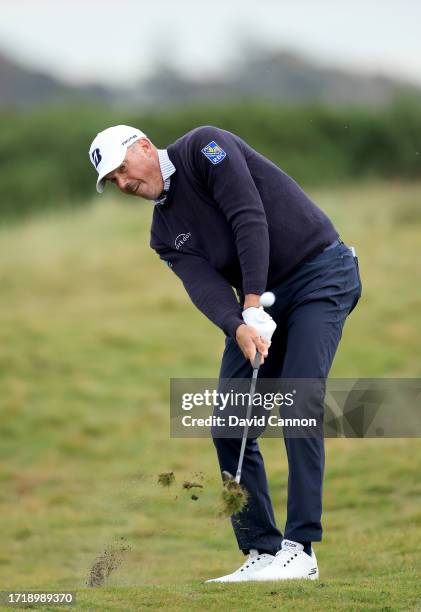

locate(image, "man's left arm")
(194, 127), (269, 308)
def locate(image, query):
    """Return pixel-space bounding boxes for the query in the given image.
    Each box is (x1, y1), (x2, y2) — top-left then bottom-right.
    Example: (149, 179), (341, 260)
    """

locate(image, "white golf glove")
(242, 306), (277, 344)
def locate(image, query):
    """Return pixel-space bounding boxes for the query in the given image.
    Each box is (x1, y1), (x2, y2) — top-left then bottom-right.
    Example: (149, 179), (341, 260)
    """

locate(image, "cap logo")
(122, 134), (139, 147)
(91, 148), (102, 169)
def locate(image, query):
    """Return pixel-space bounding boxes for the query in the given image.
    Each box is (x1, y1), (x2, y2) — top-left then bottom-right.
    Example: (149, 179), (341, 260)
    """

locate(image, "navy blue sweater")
(150, 126), (338, 337)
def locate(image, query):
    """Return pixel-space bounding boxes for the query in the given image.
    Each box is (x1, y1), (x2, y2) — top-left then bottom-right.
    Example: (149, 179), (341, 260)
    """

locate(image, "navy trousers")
(212, 240), (362, 554)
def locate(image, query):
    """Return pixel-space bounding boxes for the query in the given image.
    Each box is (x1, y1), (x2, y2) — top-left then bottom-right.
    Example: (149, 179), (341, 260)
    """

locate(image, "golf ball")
(260, 291), (275, 307)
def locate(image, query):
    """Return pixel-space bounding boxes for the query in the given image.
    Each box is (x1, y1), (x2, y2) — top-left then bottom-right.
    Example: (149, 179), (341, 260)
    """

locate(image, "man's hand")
(236, 323), (270, 365)
(236, 302), (277, 365)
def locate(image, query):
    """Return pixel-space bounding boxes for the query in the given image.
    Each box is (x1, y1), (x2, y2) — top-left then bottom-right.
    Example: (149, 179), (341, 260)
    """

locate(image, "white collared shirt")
(155, 149), (176, 205)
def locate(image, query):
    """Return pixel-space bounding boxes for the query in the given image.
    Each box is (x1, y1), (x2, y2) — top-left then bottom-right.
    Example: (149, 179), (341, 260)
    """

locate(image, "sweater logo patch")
(175, 232), (192, 250)
(201, 141), (226, 165)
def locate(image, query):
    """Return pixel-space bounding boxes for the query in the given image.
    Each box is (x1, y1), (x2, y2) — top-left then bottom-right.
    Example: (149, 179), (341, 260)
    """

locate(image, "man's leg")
(280, 244), (361, 544)
(280, 299), (336, 543)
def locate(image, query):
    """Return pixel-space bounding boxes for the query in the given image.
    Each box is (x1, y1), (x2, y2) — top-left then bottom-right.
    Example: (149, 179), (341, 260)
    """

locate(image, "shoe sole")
(206, 573), (319, 583)
(248, 570), (320, 582)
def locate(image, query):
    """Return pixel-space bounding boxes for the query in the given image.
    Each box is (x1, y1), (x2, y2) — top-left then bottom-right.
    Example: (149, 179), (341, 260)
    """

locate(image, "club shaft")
(235, 352), (261, 483)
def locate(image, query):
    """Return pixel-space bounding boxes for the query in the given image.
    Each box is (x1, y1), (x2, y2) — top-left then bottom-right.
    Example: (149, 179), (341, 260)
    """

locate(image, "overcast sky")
(1, 0), (420, 87)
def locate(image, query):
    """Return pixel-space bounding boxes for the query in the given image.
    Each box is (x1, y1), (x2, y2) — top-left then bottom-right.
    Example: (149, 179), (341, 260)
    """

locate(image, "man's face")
(105, 138), (164, 200)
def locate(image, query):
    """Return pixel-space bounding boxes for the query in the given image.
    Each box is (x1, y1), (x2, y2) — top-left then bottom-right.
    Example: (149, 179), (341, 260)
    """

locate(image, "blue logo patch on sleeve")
(201, 141), (227, 165)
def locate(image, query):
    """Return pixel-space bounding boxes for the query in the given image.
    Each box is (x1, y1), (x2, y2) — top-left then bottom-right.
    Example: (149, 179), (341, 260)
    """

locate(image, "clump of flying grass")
(220, 478), (248, 517)
(182, 480), (204, 490)
(182, 480), (204, 502)
(87, 540), (131, 587)
(158, 472), (175, 487)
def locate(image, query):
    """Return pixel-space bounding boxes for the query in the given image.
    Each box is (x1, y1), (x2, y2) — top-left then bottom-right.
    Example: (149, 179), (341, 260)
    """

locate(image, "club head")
(222, 470), (234, 483)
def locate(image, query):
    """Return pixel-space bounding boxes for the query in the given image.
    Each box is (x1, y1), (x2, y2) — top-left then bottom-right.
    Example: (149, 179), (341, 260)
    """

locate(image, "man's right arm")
(153, 243), (244, 338)
(159, 249), (270, 362)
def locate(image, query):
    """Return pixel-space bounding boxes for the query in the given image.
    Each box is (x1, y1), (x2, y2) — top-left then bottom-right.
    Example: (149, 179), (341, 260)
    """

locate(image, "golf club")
(222, 351), (262, 485)
(222, 291), (275, 485)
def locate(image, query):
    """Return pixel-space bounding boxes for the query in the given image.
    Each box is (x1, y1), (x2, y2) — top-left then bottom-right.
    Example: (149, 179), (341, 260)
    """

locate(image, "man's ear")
(137, 137), (152, 156)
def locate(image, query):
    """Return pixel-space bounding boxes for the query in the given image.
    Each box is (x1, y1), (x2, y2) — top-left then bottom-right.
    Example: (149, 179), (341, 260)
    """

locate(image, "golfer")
(89, 124), (362, 582)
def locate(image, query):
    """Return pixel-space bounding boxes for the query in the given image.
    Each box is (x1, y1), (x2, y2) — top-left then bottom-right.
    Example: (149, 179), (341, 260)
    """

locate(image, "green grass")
(0, 181), (420, 610)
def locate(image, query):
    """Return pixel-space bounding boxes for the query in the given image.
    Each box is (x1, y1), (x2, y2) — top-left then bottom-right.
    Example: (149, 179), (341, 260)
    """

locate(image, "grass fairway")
(0, 181), (420, 610)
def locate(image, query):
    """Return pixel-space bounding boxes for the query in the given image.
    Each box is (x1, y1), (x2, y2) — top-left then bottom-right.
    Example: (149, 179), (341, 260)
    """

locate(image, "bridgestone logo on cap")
(122, 134), (138, 146)
(91, 148), (102, 168)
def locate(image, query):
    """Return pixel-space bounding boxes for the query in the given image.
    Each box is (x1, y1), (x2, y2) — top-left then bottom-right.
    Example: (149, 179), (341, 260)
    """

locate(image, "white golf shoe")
(205, 549), (275, 583)
(253, 539), (319, 581)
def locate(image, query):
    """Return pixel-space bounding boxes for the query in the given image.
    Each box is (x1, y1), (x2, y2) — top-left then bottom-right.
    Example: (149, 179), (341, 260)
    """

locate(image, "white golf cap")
(89, 125), (146, 193)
